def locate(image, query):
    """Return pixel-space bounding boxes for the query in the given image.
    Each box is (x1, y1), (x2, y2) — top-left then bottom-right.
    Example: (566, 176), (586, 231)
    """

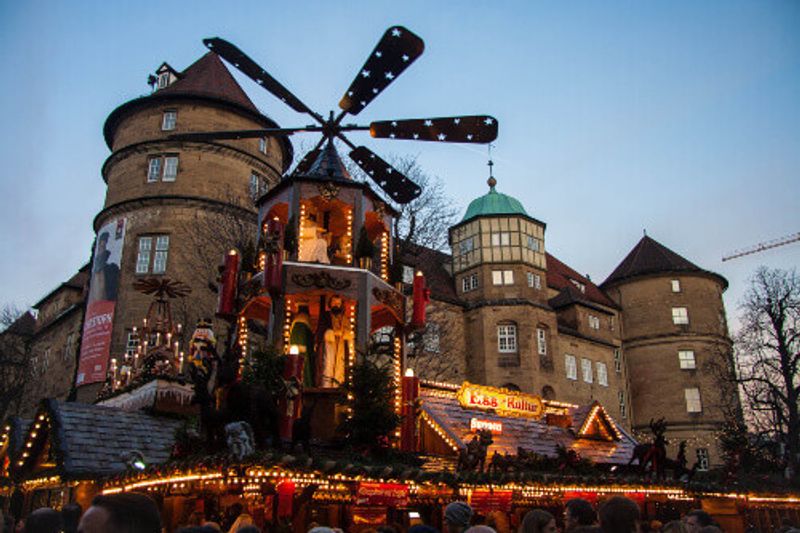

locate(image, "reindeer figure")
(457, 429), (494, 472)
(628, 418), (668, 478)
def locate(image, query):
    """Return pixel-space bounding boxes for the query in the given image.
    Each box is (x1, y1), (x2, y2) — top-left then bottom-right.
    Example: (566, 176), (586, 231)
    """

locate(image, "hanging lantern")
(263, 218), (284, 294)
(411, 271), (430, 329)
(217, 249), (240, 317)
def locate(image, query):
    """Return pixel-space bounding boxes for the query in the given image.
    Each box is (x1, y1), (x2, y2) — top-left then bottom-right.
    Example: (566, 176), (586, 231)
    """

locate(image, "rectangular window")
(64, 333), (76, 359)
(609, 315), (615, 331)
(672, 307), (689, 325)
(424, 324), (441, 353)
(492, 270), (503, 285)
(503, 270), (514, 285)
(126, 331), (139, 357)
(137, 235), (169, 274)
(402, 265), (414, 285)
(570, 279), (586, 293)
(460, 237), (475, 254)
(161, 110), (177, 131)
(526, 235), (540, 251)
(462, 273), (478, 292)
(491, 232), (510, 246)
(678, 350), (696, 370)
(614, 348), (622, 373)
(671, 279), (681, 292)
(497, 324), (517, 353)
(157, 72), (170, 88)
(163, 156), (179, 181)
(565, 354), (577, 380)
(588, 315), (600, 329)
(147, 157), (162, 182)
(258, 137), (268, 154)
(536, 328), (547, 356)
(619, 391), (627, 418)
(581, 358), (593, 383)
(685, 387), (702, 413)
(696, 448), (709, 471)
(492, 270), (513, 285)
(136, 237), (153, 274)
(596, 362), (608, 386)
(527, 272), (542, 289)
(462, 277), (470, 292)
(153, 235), (170, 273)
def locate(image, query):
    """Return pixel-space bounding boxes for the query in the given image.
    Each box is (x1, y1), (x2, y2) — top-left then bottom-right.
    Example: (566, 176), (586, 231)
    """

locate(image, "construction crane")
(722, 232), (800, 262)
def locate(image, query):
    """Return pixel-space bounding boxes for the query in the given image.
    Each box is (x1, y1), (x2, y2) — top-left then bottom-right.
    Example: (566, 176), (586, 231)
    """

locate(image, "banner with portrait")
(76, 218), (126, 386)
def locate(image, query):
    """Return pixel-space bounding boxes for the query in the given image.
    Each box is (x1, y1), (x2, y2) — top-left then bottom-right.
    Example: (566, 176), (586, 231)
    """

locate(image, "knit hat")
(445, 502), (473, 527)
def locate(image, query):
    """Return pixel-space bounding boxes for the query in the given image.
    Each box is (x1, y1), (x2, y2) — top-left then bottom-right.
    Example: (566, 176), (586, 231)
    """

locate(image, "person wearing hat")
(444, 502), (473, 533)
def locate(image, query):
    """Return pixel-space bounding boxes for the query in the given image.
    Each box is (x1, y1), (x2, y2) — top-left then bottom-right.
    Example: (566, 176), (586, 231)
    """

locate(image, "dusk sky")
(1, 1), (798, 332)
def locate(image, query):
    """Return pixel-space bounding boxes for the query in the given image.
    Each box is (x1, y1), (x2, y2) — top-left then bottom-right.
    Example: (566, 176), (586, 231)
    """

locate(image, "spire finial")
(487, 143), (496, 190)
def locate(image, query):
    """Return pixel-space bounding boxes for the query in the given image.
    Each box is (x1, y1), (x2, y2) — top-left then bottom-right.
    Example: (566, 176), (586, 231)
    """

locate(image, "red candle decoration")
(216, 249), (240, 317)
(263, 218), (284, 294)
(278, 348), (304, 443)
(400, 368), (420, 452)
(411, 271), (430, 329)
(276, 479), (295, 518)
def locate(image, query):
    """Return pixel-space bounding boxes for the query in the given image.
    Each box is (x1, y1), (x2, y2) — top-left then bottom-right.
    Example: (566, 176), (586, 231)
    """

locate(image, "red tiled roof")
(420, 386), (636, 465)
(546, 253), (617, 309)
(158, 52), (258, 113)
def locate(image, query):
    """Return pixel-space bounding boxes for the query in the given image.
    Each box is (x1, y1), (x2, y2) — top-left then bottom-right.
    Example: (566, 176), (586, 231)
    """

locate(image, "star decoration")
(424, 120), (433, 127)
(389, 133), (396, 139)
(385, 71), (395, 80)
(437, 133), (447, 141)
(391, 121), (397, 127)
(454, 118), (461, 124)
(372, 88), (379, 94)
(360, 100), (366, 107)
(402, 54), (409, 62)
(375, 51), (382, 58)
(361, 69), (371, 78)
(392, 28), (402, 37)
(412, 133), (419, 139)
(484, 117), (494, 125)
(467, 134), (474, 140)
(386, 167), (393, 174)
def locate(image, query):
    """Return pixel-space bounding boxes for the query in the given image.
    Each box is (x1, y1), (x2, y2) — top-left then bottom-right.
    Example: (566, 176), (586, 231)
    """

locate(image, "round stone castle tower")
(77, 53), (292, 400)
(601, 236), (734, 468)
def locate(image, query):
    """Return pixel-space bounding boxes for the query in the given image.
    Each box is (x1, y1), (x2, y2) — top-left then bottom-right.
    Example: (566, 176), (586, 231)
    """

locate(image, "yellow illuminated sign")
(457, 382), (544, 419)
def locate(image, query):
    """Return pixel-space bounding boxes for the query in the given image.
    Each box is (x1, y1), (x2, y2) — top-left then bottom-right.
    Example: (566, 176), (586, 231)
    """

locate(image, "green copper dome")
(461, 177), (528, 222)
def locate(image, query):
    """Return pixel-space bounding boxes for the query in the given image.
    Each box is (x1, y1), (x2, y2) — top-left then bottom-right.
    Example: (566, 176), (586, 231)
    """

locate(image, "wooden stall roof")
(420, 386), (637, 465)
(17, 399), (181, 479)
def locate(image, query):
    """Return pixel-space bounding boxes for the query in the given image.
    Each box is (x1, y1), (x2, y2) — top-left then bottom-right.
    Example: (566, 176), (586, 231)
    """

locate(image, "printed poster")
(76, 218), (125, 385)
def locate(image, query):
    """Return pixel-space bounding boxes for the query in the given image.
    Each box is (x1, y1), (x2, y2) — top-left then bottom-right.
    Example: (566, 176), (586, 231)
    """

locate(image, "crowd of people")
(0, 493), (797, 533)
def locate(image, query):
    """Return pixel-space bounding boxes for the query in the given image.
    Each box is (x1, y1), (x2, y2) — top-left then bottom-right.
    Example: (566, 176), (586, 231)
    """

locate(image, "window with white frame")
(685, 387), (702, 413)
(402, 265), (414, 285)
(581, 358), (593, 383)
(126, 331), (140, 357)
(678, 350), (696, 369)
(161, 110), (177, 131)
(696, 448), (709, 471)
(527, 272), (542, 289)
(136, 235), (170, 274)
(672, 307), (689, 325)
(536, 328), (547, 356)
(258, 137), (268, 154)
(565, 354), (577, 380)
(491, 232), (510, 246)
(570, 279), (586, 293)
(157, 72), (170, 89)
(497, 324), (517, 353)
(492, 270), (514, 286)
(614, 348), (622, 373)
(588, 315), (600, 329)
(462, 273), (478, 292)
(249, 172), (266, 199)
(596, 362), (608, 386)
(526, 235), (540, 251)
(147, 155), (179, 182)
(619, 391), (627, 418)
(671, 279), (681, 293)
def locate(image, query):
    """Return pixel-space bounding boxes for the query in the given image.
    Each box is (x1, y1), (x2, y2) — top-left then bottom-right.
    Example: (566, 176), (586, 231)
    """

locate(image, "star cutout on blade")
(391, 121), (397, 127)
(424, 120), (433, 127)
(454, 118), (461, 124)
(361, 69), (371, 78)
(437, 133), (447, 141)
(484, 117), (494, 125)
(467, 134), (473, 140)
(372, 88), (379, 94)
(390, 133), (396, 138)
(385, 71), (395, 80)
(392, 28), (402, 37)
(375, 50), (382, 58)
(412, 133), (419, 139)
(402, 54), (409, 62)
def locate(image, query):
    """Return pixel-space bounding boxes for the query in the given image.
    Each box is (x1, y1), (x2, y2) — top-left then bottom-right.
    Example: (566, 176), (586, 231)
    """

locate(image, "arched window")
(537, 324), (552, 371)
(497, 322), (519, 367)
(541, 385), (555, 400)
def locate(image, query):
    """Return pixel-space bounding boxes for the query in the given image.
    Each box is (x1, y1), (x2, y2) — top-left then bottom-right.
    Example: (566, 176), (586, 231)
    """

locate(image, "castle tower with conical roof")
(601, 235), (734, 467)
(448, 178), (554, 387)
(77, 52), (292, 400)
